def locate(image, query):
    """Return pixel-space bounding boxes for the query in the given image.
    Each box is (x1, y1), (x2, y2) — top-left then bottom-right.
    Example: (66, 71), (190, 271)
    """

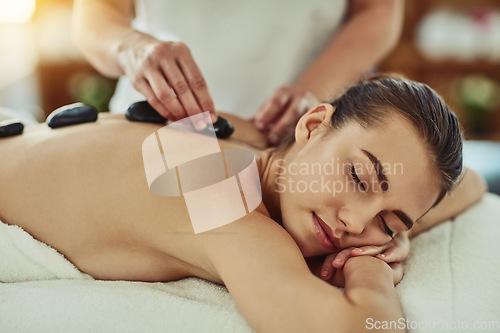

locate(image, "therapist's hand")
(252, 86), (319, 145)
(118, 34), (217, 127)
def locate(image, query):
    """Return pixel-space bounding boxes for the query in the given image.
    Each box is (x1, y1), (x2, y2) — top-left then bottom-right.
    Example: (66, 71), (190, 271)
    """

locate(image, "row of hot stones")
(0, 101), (234, 138)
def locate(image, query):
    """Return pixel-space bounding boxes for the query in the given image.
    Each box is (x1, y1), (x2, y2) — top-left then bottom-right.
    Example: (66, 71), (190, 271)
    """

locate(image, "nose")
(338, 200), (382, 236)
(342, 218), (365, 235)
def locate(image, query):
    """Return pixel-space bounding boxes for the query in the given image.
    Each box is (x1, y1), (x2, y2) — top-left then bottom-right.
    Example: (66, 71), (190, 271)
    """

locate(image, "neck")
(257, 143), (298, 224)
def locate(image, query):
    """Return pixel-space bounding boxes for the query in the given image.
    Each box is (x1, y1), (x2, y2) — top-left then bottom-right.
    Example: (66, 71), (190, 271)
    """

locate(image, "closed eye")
(349, 165), (366, 191)
(379, 214), (393, 238)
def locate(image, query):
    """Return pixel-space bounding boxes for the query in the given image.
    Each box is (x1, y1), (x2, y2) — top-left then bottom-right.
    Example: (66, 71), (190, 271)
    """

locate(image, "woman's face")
(277, 105), (441, 257)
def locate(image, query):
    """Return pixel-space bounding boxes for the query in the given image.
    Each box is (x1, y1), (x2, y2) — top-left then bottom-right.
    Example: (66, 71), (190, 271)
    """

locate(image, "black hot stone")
(47, 103), (98, 129)
(0, 119), (24, 138)
(125, 100), (234, 138)
(126, 101), (167, 123)
(212, 116), (234, 139)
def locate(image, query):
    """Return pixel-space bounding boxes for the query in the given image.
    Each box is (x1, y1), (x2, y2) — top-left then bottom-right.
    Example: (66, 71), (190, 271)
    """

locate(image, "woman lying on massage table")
(0, 76), (486, 332)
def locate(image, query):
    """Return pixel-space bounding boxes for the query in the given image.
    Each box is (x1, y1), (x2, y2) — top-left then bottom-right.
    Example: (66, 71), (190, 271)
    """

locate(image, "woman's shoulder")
(195, 204), (304, 276)
(218, 112), (268, 149)
(100, 111), (268, 149)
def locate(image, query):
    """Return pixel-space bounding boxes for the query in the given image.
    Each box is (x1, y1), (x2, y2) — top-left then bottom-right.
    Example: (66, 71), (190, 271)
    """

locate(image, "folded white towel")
(0, 222), (92, 282)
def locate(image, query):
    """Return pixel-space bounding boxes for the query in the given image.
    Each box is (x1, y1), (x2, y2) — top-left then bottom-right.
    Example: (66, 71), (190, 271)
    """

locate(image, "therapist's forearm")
(293, 0), (404, 102)
(73, 0), (137, 78)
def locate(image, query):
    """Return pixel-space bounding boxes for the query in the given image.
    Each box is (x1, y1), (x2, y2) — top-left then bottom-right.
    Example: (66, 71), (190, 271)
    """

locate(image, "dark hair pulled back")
(330, 74), (463, 197)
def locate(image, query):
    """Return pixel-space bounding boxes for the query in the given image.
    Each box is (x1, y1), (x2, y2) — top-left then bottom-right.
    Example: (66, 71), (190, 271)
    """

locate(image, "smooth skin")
(72, 0), (404, 142)
(0, 109), (485, 332)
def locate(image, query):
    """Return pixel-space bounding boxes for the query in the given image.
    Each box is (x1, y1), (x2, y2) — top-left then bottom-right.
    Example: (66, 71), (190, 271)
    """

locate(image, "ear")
(295, 103), (335, 147)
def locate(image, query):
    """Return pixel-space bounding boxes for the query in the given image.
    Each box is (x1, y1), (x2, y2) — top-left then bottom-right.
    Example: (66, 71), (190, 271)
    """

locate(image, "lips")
(312, 213), (341, 251)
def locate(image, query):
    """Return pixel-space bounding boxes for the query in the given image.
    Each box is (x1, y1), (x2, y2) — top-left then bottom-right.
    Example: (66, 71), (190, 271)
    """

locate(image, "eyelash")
(349, 165), (366, 191)
(350, 165), (392, 237)
(379, 214), (394, 238)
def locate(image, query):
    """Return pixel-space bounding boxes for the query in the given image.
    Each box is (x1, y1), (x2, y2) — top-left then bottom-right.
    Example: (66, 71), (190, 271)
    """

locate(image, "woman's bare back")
(0, 113), (268, 283)
(0, 112), (414, 333)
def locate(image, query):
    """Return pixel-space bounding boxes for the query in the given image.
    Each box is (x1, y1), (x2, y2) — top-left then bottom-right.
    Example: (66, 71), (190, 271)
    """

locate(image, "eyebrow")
(393, 210), (414, 230)
(361, 149), (388, 190)
(360, 149), (414, 230)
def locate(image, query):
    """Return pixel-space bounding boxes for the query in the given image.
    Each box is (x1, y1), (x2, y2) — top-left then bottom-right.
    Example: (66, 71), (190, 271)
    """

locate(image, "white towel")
(1, 194), (499, 332)
(0, 278), (252, 333)
(396, 193), (500, 332)
(0, 222), (92, 282)
(0, 220), (252, 332)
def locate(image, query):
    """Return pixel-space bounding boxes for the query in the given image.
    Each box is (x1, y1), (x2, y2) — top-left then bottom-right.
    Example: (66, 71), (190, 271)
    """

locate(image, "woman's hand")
(117, 34), (217, 128)
(319, 231), (410, 287)
(252, 86), (319, 145)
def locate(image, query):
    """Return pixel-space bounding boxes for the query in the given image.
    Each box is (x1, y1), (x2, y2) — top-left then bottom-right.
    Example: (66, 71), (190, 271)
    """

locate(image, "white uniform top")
(110, 0), (347, 118)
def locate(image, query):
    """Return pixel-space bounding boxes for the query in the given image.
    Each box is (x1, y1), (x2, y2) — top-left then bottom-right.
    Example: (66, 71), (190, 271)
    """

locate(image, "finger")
(253, 87), (291, 130)
(144, 71), (184, 120)
(160, 58), (206, 128)
(332, 248), (354, 269)
(176, 49), (217, 123)
(161, 65), (207, 130)
(134, 78), (174, 120)
(379, 238), (410, 263)
(320, 257), (336, 281)
(376, 245), (407, 263)
(267, 99), (304, 145)
(351, 244), (390, 257)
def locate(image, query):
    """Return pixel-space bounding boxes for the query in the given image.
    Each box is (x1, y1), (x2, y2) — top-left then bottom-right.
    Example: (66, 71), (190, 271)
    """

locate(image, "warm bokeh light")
(0, 0), (36, 23)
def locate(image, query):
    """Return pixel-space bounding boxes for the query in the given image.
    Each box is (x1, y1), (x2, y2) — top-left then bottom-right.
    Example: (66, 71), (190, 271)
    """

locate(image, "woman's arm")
(307, 169), (487, 286)
(199, 210), (405, 332)
(409, 168), (488, 238)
